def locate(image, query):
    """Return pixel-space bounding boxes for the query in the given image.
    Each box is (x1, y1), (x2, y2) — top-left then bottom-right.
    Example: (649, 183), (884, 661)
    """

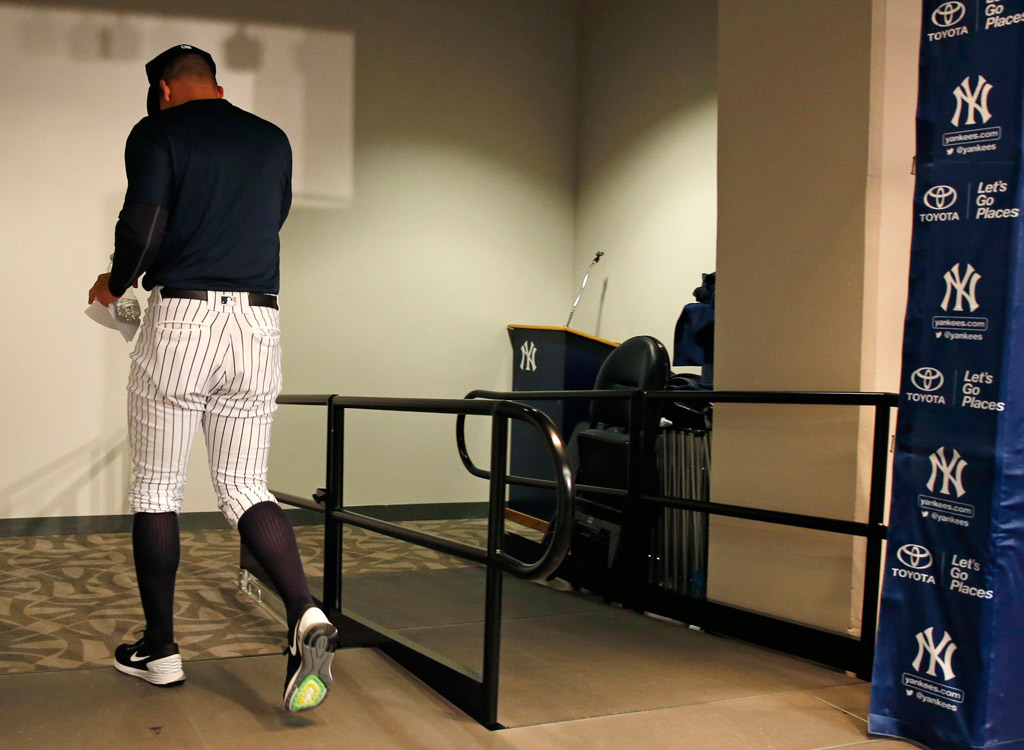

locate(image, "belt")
(161, 288), (279, 309)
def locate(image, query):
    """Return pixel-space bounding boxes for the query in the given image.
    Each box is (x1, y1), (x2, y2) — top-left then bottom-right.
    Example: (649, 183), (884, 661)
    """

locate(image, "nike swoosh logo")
(129, 652), (149, 663)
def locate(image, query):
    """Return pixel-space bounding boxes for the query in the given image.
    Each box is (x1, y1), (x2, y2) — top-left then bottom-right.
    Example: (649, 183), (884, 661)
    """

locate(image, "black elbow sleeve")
(110, 203), (168, 296)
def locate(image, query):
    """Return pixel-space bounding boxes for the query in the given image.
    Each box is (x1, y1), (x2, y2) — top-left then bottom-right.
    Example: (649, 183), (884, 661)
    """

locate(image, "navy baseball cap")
(145, 44), (217, 115)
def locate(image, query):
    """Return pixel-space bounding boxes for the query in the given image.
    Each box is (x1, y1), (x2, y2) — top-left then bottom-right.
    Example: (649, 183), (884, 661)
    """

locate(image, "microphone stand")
(565, 252), (604, 329)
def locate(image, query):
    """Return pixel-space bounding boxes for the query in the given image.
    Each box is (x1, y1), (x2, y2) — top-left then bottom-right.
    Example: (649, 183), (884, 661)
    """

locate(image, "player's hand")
(88, 273), (120, 307)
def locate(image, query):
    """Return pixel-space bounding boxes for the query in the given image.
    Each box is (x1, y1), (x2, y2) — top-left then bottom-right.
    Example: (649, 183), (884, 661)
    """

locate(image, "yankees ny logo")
(941, 263), (980, 312)
(927, 447), (967, 498)
(951, 76), (993, 128)
(912, 627), (958, 681)
(520, 341), (537, 372)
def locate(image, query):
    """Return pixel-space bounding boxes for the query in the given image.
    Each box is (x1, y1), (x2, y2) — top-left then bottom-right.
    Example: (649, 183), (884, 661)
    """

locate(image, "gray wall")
(1, 0), (722, 520)
(268, 0), (582, 507)
(0, 0), (580, 518)
(572, 0), (718, 350)
(0, 0), (920, 642)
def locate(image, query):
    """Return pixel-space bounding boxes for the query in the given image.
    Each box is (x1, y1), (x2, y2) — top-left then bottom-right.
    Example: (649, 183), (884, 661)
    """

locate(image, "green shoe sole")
(288, 675), (328, 712)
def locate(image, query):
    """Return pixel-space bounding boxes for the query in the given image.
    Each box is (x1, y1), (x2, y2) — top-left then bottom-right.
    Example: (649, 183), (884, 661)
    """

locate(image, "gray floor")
(340, 568), (871, 729)
(1, 529), (916, 748)
(0, 571), (916, 749)
(0, 639), (913, 750)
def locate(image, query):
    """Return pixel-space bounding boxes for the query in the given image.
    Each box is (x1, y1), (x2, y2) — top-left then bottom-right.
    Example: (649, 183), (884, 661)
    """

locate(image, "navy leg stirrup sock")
(237, 501), (315, 632)
(132, 511), (180, 650)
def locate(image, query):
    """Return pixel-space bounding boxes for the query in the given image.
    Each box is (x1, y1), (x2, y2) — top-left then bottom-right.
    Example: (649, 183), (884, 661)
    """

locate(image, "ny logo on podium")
(520, 341), (538, 372)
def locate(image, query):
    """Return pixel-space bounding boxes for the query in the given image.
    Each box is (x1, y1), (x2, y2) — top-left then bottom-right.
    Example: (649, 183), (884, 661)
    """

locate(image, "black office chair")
(558, 335), (670, 596)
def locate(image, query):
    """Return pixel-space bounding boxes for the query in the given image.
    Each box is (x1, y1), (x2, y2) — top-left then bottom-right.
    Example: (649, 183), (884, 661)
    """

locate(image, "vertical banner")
(869, 2), (1024, 749)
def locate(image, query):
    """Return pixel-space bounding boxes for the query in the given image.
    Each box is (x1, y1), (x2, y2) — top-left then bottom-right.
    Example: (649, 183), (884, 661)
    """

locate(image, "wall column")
(713, 0), (877, 633)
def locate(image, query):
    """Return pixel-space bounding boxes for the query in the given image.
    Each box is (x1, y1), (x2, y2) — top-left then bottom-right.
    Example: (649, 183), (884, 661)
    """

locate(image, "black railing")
(455, 388), (898, 679)
(266, 394), (575, 729)
(260, 388), (896, 730)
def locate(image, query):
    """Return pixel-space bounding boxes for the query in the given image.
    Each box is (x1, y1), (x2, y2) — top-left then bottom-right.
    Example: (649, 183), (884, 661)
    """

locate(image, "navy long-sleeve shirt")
(109, 98), (292, 296)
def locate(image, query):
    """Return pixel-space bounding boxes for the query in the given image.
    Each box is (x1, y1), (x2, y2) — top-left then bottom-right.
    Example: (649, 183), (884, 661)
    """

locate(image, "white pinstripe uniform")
(127, 287), (282, 528)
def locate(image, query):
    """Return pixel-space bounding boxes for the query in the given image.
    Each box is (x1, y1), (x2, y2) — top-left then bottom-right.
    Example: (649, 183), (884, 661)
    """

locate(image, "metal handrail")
(644, 389), (899, 407)
(458, 388), (898, 407)
(456, 388), (899, 521)
(277, 394), (337, 405)
(463, 388), (629, 402)
(455, 386), (898, 680)
(264, 386), (900, 718)
(643, 389), (898, 534)
(455, 387), (630, 486)
(270, 394), (575, 581)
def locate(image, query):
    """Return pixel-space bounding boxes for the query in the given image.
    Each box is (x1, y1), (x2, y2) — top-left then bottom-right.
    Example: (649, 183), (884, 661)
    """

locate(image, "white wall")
(0, 0), (579, 520)
(572, 0), (718, 351)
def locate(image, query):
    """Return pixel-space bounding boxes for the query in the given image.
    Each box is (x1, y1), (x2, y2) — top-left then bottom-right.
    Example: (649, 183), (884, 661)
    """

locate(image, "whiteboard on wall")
(6, 5), (355, 207)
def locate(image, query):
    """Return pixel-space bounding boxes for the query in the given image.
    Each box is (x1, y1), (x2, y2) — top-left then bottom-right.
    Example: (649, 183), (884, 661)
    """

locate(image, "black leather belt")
(161, 288), (279, 309)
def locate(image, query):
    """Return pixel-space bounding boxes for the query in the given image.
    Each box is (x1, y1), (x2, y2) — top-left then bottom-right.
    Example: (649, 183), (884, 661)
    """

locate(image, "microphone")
(565, 252), (604, 329)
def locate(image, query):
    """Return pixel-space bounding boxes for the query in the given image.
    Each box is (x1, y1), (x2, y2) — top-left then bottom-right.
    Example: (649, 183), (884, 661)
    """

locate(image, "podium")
(507, 325), (617, 520)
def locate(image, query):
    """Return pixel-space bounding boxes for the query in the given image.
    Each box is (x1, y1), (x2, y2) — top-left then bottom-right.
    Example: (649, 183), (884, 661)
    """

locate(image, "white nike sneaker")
(113, 635), (185, 686)
(283, 607), (338, 712)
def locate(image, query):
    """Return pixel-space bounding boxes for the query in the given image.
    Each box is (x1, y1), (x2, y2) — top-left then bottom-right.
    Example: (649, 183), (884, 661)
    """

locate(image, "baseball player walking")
(87, 44), (337, 712)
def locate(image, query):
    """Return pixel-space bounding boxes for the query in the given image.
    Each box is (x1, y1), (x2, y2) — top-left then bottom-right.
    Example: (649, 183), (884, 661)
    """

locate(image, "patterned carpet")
(0, 519), (489, 675)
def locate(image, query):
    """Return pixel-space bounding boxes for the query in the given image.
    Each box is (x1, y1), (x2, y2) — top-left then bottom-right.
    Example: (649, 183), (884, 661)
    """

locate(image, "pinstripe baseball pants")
(127, 288), (283, 527)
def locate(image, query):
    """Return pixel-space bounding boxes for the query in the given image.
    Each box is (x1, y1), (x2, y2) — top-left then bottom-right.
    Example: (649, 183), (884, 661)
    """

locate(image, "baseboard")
(0, 502), (489, 537)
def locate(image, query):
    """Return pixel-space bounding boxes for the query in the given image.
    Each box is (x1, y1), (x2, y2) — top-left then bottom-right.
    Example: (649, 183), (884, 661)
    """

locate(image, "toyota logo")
(932, 1), (966, 28)
(923, 185), (958, 210)
(911, 367), (945, 392)
(897, 544), (933, 570)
